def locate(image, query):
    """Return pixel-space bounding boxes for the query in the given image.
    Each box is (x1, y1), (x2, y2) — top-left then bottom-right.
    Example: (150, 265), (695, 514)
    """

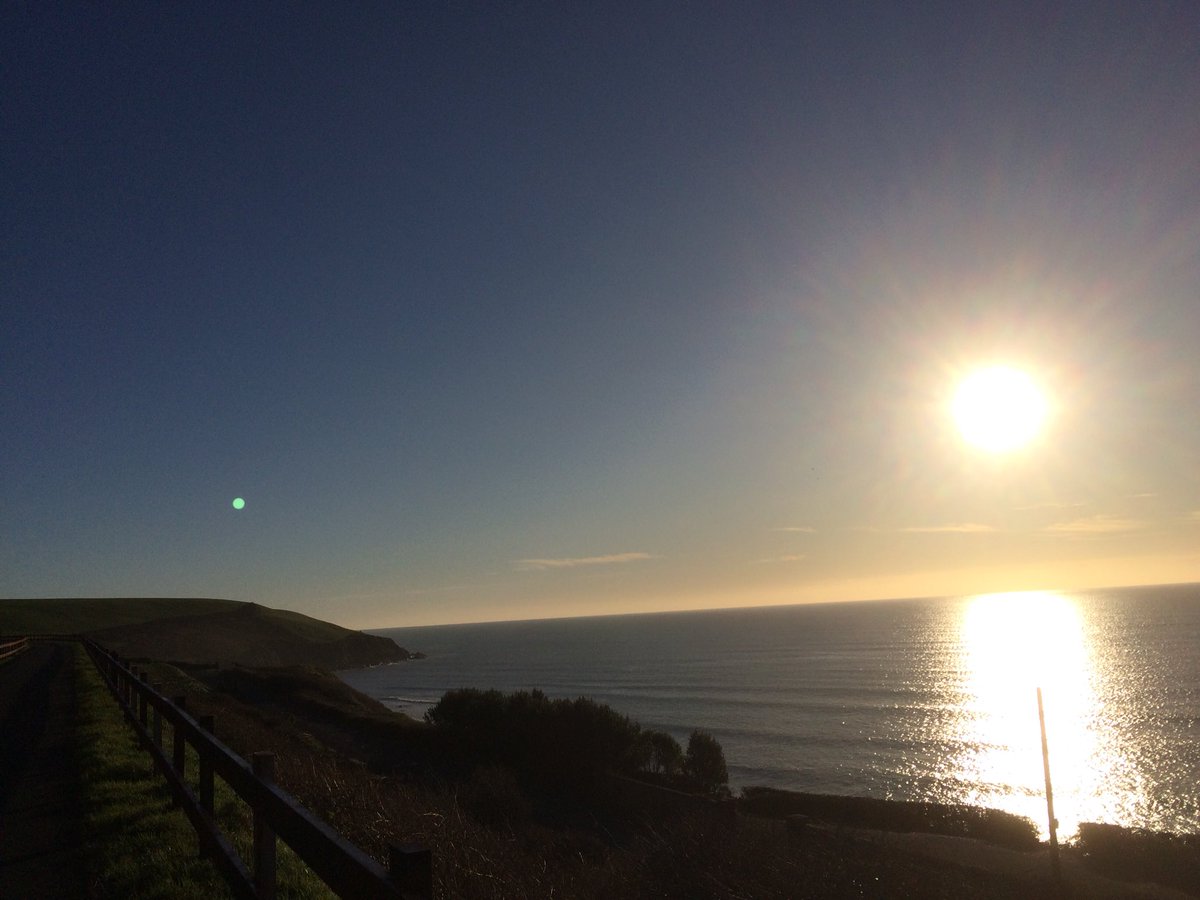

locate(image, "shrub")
(425, 688), (643, 789)
(684, 730), (728, 794)
(643, 730), (685, 776)
(460, 765), (533, 830)
(424, 689), (728, 799)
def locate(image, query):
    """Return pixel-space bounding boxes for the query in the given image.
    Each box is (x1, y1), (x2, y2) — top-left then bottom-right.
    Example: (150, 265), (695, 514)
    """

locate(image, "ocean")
(338, 584), (1200, 839)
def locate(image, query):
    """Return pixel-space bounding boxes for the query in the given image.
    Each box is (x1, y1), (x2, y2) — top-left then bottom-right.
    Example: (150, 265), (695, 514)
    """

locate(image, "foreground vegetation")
(1, 597), (407, 668)
(740, 787), (1039, 850)
(143, 662), (1131, 899)
(73, 646), (333, 898)
(75, 644), (236, 898)
(126, 656), (1053, 898)
(3, 597), (240, 634)
(426, 687), (730, 797)
(31, 593), (1193, 898)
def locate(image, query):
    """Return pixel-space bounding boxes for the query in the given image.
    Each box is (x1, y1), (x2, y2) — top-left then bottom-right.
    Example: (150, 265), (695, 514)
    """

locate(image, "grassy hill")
(0, 597), (408, 669)
(0, 596), (241, 634)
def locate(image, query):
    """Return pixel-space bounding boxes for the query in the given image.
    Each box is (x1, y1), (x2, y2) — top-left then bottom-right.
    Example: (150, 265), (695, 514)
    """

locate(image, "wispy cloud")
(1013, 500), (1085, 512)
(515, 552), (655, 572)
(404, 583), (476, 597)
(1043, 515), (1149, 535)
(849, 523), (995, 534)
(899, 523), (997, 534)
(752, 554), (807, 564)
(773, 526), (816, 533)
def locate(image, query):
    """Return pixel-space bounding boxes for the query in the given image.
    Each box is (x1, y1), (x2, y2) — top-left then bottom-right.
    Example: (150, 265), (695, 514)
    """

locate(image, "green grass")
(0, 596), (359, 643)
(2, 597), (240, 634)
(1, 598), (405, 668)
(74, 646), (336, 899)
(2, 598), (405, 669)
(252, 604), (364, 644)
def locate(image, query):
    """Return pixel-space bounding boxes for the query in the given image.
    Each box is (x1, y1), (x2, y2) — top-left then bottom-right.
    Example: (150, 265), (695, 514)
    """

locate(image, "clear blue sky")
(4, 2), (1200, 627)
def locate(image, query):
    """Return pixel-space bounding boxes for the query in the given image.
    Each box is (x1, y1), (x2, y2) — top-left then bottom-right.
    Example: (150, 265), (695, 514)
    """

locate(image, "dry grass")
(131, 659), (1081, 899)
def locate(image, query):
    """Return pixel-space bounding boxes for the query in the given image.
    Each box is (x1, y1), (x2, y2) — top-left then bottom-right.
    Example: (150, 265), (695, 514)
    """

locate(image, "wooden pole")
(152, 683), (163, 747)
(1037, 687), (1063, 886)
(138, 672), (149, 726)
(197, 714), (216, 859)
(171, 696), (187, 807)
(252, 752), (277, 899)
(390, 843), (433, 898)
(199, 715), (215, 814)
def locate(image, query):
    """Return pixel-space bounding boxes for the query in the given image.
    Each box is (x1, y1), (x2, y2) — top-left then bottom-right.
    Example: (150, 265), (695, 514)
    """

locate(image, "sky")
(4, 2), (1200, 629)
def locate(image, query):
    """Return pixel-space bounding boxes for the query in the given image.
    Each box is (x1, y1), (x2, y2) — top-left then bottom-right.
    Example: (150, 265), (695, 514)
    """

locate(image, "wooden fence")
(83, 638), (432, 900)
(0, 636), (32, 664)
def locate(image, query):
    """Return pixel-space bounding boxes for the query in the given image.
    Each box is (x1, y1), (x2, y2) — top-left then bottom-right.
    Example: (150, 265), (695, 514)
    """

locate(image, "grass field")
(1, 597), (406, 668)
(3, 597), (240, 634)
(74, 644), (335, 899)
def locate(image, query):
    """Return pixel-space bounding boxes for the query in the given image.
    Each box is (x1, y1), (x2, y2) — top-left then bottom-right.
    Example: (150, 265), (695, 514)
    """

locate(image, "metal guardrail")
(82, 638), (432, 899)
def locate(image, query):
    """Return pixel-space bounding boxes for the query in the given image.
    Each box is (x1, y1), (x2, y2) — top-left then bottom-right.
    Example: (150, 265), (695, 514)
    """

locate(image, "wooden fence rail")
(0, 636), (32, 664)
(83, 638), (432, 900)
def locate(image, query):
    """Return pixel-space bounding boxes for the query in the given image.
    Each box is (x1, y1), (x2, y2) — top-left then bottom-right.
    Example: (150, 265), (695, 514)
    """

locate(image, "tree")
(425, 688), (645, 784)
(644, 730), (684, 776)
(684, 729), (727, 794)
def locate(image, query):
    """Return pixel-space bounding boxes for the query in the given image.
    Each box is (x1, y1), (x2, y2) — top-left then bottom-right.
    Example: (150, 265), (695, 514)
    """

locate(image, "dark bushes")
(641, 730), (684, 776)
(684, 730), (729, 795)
(425, 688), (728, 796)
(1077, 822), (1200, 894)
(426, 688), (640, 782)
(740, 787), (1040, 849)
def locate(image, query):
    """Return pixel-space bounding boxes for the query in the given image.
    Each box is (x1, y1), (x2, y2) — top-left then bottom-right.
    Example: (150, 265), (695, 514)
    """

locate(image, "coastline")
(352, 588), (1200, 840)
(12, 596), (1195, 895)
(155, 659), (1200, 898)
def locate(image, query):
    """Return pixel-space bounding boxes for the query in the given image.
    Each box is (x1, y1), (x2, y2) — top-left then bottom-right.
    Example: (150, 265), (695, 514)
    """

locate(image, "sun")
(952, 366), (1048, 453)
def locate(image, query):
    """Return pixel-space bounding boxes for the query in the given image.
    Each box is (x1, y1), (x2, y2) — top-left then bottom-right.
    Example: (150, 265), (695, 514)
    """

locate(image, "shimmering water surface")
(340, 584), (1200, 838)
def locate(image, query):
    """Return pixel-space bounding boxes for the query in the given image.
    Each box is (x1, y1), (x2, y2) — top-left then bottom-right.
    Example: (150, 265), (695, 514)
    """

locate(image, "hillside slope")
(1, 598), (409, 669)
(0, 597), (240, 634)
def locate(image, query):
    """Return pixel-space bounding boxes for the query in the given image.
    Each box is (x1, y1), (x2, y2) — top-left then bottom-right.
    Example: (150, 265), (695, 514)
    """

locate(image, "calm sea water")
(339, 584), (1200, 839)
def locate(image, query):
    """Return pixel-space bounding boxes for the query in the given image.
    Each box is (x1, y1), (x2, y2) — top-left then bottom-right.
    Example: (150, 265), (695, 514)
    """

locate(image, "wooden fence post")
(171, 696), (187, 807)
(152, 683), (163, 747)
(86, 640), (435, 900)
(389, 844), (433, 899)
(198, 720), (217, 859)
(252, 752), (277, 900)
(199, 715), (215, 814)
(138, 672), (149, 726)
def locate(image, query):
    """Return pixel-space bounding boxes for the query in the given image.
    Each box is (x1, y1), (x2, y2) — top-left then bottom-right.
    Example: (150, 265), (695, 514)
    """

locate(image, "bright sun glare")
(952, 366), (1048, 453)
(957, 591), (1098, 839)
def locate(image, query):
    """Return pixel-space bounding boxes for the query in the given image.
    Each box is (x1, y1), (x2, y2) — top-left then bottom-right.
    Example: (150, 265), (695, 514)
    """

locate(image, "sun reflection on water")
(953, 591), (1139, 840)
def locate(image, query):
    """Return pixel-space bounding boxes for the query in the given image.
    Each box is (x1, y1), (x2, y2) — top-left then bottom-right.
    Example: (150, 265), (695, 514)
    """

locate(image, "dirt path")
(0, 642), (87, 899)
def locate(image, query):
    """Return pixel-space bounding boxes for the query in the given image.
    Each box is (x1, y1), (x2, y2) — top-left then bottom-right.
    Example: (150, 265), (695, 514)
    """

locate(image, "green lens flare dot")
(232, 497), (245, 510)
